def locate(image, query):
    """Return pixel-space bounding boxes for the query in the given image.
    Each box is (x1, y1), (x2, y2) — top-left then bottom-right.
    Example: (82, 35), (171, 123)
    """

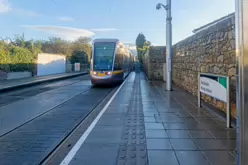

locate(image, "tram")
(90, 39), (134, 85)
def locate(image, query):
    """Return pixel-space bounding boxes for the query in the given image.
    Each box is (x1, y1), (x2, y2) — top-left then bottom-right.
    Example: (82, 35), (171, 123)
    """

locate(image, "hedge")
(0, 46), (36, 72)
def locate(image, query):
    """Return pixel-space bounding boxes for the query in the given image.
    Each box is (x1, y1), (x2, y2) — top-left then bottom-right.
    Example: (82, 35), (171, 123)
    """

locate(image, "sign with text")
(198, 73), (231, 128)
(74, 63), (80, 72)
(200, 75), (227, 102)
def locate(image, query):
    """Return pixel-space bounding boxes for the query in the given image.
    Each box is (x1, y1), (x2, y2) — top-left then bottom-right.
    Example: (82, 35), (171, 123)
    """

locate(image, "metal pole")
(226, 76), (231, 128)
(198, 73), (201, 107)
(236, 0), (248, 164)
(165, 0), (172, 91)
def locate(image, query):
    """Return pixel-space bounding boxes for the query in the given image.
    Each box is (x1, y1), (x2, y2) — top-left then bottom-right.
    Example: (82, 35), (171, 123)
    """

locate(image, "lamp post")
(235, 0), (248, 164)
(156, 0), (172, 91)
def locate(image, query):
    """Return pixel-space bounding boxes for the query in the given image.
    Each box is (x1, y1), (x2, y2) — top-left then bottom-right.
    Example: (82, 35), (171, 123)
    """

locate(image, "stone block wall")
(172, 13), (236, 117)
(143, 46), (166, 80)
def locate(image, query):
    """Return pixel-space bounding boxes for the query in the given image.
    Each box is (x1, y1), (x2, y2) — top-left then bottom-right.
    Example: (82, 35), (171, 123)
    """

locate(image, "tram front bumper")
(91, 73), (124, 84)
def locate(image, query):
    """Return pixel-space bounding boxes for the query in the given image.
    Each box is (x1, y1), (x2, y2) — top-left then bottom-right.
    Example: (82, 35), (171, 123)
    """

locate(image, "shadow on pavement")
(91, 82), (122, 88)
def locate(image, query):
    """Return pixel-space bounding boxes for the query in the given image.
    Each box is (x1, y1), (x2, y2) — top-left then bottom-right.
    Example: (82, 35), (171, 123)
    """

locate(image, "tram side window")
(114, 53), (123, 70)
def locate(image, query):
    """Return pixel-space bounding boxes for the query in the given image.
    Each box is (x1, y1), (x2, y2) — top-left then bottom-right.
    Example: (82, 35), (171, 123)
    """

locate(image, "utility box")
(74, 63), (80, 72)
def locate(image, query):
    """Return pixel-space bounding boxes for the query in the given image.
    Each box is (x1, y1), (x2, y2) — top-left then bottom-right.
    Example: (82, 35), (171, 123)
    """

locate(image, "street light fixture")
(156, 0), (172, 91)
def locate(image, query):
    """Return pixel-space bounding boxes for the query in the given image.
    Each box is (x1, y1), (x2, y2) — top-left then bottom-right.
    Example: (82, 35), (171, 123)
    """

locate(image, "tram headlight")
(106, 71), (112, 75)
(93, 71), (97, 75)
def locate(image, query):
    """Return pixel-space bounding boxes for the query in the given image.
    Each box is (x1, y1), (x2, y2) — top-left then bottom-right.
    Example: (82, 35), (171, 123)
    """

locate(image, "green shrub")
(0, 42), (11, 72)
(70, 50), (88, 64)
(0, 46), (36, 72)
(8, 46), (36, 72)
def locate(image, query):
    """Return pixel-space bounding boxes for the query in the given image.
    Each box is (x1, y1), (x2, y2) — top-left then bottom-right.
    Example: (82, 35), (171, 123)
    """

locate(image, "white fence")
(37, 53), (66, 76)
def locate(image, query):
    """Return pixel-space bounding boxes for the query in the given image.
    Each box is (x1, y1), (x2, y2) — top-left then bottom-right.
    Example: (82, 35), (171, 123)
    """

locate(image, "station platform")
(61, 72), (236, 165)
(0, 72), (87, 92)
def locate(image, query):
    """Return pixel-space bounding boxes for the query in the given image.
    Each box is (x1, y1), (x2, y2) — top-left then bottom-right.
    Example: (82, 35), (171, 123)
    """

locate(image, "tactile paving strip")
(117, 74), (148, 165)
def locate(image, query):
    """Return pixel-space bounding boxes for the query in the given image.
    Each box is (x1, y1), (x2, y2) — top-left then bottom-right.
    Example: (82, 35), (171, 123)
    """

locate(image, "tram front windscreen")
(93, 42), (116, 71)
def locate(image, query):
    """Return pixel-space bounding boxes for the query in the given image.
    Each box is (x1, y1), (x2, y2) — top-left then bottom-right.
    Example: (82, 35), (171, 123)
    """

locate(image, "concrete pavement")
(60, 72), (235, 165)
(0, 72), (88, 92)
(0, 72), (236, 165)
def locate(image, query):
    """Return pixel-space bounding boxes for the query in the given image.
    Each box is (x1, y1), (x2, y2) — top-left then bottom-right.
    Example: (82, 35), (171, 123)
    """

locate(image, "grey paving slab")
(148, 150), (179, 165)
(144, 117), (156, 123)
(69, 72), (149, 165)
(69, 143), (119, 165)
(220, 139), (236, 150)
(145, 130), (168, 138)
(154, 114), (182, 123)
(193, 139), (226, 150)
(170, 139), (198, 150)
(85, 126), (124, 143)
(141, 75), (236, 165)
(209, 130), (236, 139)
(105, 106), (128, 114)
(167, 130), (191, 138)
(195, 118), (220, 124)
(163, 123), (190, 130)
(179, 118), (199, 124)
(175, 151), (210, 165)
(147, 139), (172, 150)
(143, 112), (158, 117)
(189, 112), (211, 118)
(188, 130), (215, 139)
(174, 111), (192, 118)
(142, 109), (158, 113)
(96, 115), (125, 126)
(145, 123), (164, 130)
(202, 151), (235, 165)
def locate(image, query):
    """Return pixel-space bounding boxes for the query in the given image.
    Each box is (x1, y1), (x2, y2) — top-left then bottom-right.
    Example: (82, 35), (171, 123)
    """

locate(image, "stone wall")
(143, 46), (166, 80)
(172, 13), (236, 117)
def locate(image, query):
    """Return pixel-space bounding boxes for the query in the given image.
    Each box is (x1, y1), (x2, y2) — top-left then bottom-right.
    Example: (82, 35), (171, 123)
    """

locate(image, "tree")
(72, 36), (92, 63)
(70, 50), (88, 64)
(74, 37), (92, 44)
(135, 33), (150, 63)
(136, 33), (146, 48)
(13, 33), (26, 48)
(41, 37), (72, 56)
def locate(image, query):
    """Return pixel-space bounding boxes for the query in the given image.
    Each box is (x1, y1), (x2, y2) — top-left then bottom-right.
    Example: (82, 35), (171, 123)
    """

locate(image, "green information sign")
(218, 77), (227, 89)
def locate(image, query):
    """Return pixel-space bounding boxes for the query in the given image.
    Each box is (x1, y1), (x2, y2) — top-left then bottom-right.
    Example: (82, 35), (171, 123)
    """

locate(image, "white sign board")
(200, 77), (227, 102)
(74, 63), (80, 72)
(198, 73), (231, 128)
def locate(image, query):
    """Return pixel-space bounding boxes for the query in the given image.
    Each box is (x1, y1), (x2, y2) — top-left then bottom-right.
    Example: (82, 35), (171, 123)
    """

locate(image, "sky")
(0, 0), (235, 46)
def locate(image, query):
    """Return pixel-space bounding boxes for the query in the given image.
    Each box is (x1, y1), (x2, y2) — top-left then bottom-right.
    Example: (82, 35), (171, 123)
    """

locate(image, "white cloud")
(125, 43), (136, 50)
(151, 43), (159, 46)
(0, 0), (41, 16)
(0, 0), (11, 13)
(91, 28), (118, 32)
(22, 25), (95, 40)
(127, 45), (136, 50)
(14, 8), (41, 17)
(58, 16), (74, 22)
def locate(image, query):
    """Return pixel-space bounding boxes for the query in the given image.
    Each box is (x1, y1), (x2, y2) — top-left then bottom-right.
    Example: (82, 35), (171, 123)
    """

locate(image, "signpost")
(74, 63), (80, 72)
(198, 73), (231, 128)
